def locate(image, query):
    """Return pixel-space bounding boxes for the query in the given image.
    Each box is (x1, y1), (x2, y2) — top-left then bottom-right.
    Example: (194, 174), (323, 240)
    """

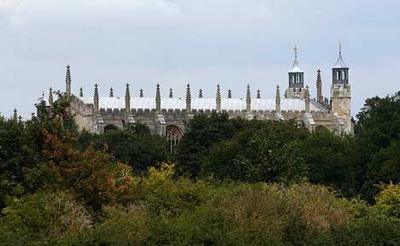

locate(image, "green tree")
(356, 92), (400, 200)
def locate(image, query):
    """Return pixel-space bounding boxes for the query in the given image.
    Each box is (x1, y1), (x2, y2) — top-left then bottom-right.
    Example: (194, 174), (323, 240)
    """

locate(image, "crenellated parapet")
(48, 45), (353, 136)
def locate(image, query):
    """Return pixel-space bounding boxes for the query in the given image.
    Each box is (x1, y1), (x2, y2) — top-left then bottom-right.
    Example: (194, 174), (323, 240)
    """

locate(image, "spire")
(289, 46), (303, 73)
(125, 84), (131, 113)
(199, 89), (203, 98)
(13, 109), (18, 121)
(246, 85), (251, 112)
(140, 89), (143, 98)
(275, 85), (281, 112)
(228, 89), (232, 98)
(48, 87), (53, 106)
(216, 84), (221, 112)
(79, 87), (83, 97)
(110, 87), (114, 97)
(257, 89), (261, 99)
(94, 84), (99, 113)
(169, 88), (173, 98)
(305, 85), (310, 113)
(186, 84), (191, 112)
(316, 69), (323, 104)
(155, 84), (161, 112)
(65, 65), (71, 96)
(334, 42), (348, 68)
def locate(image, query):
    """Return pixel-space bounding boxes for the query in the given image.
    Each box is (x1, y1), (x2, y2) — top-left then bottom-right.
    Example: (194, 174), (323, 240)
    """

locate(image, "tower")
(331, 43), (352, 134)
(285, 46), (305, 99)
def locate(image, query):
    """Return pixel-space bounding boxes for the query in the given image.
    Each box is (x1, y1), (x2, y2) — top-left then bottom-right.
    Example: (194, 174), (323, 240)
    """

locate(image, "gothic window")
(166, 125), (183, 153)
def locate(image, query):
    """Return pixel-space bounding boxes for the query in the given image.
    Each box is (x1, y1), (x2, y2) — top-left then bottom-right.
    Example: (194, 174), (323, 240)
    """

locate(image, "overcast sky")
(0, 0), (399, 118)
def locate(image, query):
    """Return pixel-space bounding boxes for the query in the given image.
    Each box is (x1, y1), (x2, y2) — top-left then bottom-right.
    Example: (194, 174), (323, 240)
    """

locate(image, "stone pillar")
(156, 84), (161, 113)
(186, 84), (191, 112)
(216, 84), (221, 112)
(246, 85), (251, 112)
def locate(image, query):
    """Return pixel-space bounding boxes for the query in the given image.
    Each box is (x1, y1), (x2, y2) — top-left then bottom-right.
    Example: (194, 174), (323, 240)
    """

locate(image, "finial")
(257, 89), (261, 99)
(246, 85), (251, 112)
(94, 84), (99, 113)
(316, 70), (323, 104)
(79, 87), (83, 97)
(140, 89), (143, 97)
(216, 84), (221, 112)
(48, 87), (54, 106)
(125, 84), (131, 113)
(186, 84), (191, 112)
(228, 89), (232, 98)
(169, 88), (173, 98)
(305, 85), (310, 113)
(294, 45), (298, 61)
(275, 85), (281, 113)
(13, 109), (18, 121)
(65, 65), (71, 96)
(156, 84), (161, 112)
(110, 87), (114, 97)
(339, 41), (342, 56)
(199, 89), (203, 98)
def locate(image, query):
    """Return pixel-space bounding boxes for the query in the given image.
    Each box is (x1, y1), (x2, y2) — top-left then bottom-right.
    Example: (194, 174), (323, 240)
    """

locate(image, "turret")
(332, 43), (349, 85)
(285, 46), (306, 99)
(331, 43), (352, 135)
(288, 46), (304, 89)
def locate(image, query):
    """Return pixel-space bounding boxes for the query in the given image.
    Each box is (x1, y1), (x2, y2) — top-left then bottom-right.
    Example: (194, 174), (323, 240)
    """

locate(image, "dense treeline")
(0, 92), (400, 245)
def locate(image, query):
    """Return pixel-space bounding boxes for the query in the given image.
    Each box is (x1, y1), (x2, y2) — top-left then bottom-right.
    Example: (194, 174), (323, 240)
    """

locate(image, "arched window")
(166, 125), (183, 153)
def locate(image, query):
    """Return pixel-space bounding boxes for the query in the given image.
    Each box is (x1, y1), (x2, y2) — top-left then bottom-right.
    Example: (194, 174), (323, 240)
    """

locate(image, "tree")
(299, 129), (359, 197)
(78, 126), (170, 173)
(355, 92), (400, 200)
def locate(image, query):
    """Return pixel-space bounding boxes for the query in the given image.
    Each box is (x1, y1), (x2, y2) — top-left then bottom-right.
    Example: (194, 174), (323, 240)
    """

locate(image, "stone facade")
(49, 47), (354, 141)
